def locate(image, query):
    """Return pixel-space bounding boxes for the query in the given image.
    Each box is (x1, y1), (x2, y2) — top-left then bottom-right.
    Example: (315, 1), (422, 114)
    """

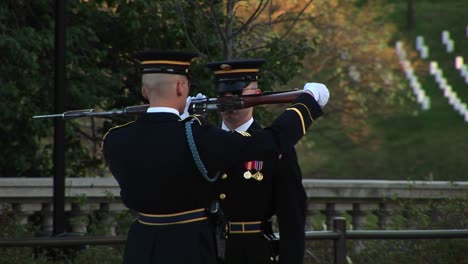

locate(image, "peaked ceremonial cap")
(206, 58), (266, 94)
(133, 50), (199, 76)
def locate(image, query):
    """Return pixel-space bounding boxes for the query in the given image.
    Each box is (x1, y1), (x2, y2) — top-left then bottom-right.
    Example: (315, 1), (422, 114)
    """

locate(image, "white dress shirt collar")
(221, 117), (254, 132)
(146, 107), (180, 116)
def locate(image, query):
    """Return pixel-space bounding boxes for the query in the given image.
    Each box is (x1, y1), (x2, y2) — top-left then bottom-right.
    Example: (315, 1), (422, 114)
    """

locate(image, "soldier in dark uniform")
(206, 59), (329, 264)
(102, 50), (327, 264)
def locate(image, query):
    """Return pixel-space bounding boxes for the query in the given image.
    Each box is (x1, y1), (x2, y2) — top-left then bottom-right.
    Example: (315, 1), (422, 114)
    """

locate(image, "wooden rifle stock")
(242, 90), (304, 108)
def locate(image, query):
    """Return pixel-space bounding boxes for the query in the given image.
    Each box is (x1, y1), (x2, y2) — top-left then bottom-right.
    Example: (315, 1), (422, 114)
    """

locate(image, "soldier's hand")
(192, 93), (207, 101)
(181, 93), (207, 119)
(303, 82), (330, 108)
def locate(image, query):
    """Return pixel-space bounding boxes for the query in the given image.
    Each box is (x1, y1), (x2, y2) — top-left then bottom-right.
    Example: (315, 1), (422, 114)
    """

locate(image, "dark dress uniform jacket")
(217, 123), (309, 264)
(102, 93), (321, 264)
(217, 121), (276, 264)
(275, 146), (307, 264)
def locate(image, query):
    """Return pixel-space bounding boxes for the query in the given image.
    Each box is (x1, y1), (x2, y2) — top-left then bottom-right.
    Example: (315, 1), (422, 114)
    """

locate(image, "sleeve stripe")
(286, 107), (306, 135)
(290, 103), (314, 122)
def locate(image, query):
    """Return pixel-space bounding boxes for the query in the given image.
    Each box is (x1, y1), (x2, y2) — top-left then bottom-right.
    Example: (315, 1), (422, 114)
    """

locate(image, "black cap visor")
(217, 81), (251, 96)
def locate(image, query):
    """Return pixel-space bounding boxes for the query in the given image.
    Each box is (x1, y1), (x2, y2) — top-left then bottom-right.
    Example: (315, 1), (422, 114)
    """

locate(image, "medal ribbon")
(244, 161), (263, 171)
(244, 161), (254, 170)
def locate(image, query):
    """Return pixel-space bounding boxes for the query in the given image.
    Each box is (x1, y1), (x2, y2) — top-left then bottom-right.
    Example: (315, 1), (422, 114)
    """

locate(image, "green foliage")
(71, 246), (124, 264)
(298, 0), (468, 181)
(0, 205), (46, 264)
(0, 1), (55, 176)
(0, 0), (315, 176)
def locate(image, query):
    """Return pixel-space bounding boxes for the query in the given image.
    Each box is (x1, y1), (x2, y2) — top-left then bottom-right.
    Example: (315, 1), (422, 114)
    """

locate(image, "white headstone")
(443, 88), (450, 98)
(461, 65), (468, 77)
(395, 41), (403, 50)
(461, 103), (467, 114)
(420, 46), (429, 59)
(449, 93), (456, 106)
(453, 101), (461, 113)
(416, 36), (424, 50)
(446, 40), (454, 53)
(395, 41), (406, 60)
(442, 30), (450, 44)
(417, 90), (426, 103)
(455, 56), (463, 69)
(422, 97), (430, 110)
(429, 61), (438, 75)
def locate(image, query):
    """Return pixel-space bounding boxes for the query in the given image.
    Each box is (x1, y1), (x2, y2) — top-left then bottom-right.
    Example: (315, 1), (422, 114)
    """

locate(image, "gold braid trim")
(289, 103), (314, 122)
(101, 121), (135, 153)
(286, 108), (306, 135)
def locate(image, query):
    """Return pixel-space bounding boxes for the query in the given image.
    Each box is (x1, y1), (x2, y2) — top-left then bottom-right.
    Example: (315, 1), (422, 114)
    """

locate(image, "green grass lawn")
(299, 0), (468, 181)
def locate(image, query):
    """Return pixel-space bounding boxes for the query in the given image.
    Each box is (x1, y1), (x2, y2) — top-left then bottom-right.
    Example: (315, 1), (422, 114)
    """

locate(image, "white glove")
(303, 82), (330, 108)
(180, 93), (207, 119)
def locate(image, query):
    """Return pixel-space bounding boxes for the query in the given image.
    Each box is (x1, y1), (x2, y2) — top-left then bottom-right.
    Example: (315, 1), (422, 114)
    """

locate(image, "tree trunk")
(407, 0), (414, 31)
(224, 0), (234, 59)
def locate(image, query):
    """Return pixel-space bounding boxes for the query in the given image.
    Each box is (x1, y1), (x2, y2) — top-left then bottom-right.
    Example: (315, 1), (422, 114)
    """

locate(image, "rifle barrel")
(32, 90), (304, 119)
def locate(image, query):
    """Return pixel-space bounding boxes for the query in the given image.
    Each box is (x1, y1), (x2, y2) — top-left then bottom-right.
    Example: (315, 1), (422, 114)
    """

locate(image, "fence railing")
(1, 178), (467, 235)
(305, 217), (468, 264)
(1, 218), (467, 264)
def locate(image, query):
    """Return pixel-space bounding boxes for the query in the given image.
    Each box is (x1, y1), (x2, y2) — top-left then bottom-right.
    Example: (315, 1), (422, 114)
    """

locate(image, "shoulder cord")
(185, 120), (219, 182)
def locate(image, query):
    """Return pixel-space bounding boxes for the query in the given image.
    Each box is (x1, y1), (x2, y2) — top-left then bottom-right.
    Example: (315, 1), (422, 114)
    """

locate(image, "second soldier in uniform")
(206, 59), (329, 264)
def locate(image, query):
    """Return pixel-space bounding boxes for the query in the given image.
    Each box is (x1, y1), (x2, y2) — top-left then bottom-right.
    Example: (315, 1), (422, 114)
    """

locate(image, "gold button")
(219, 193), (226, 200)
(221, 173), (228, 179)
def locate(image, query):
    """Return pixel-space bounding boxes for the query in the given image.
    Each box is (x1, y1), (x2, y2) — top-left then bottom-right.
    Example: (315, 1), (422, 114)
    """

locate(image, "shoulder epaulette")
(235, 131), (252, 137)
(101, 121), (134, 155)
(102, 121), (134, 142)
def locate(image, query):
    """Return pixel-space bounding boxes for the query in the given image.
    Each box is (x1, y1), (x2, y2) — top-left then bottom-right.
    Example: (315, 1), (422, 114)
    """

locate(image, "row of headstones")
(415, 27), (468, 86)
(429, 61), (468, 122)
(415, 27), (468, 84)
(396, 29), (468, 122)
(415, 29), (462, 58)
(395, 41), (430, 110)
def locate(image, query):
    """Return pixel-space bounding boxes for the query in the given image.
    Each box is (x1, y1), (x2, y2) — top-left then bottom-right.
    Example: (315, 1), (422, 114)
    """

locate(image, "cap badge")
(220, 64), (232, 71)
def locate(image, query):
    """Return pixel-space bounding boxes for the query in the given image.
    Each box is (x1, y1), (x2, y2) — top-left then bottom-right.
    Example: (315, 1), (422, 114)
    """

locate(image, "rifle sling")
(185, 120), (218, 182)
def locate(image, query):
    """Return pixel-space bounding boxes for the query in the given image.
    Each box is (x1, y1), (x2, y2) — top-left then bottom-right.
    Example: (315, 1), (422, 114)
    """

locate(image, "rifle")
(32, 90), (304, 119)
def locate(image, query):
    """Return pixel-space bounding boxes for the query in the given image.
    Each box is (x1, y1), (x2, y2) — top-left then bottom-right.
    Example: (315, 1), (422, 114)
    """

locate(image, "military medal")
(244, 161), (254, 179)
(254, 172), (264, 181)
(244, 161), (264, 181)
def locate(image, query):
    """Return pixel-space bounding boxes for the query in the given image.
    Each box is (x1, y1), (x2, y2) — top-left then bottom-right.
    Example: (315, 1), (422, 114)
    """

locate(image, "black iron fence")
(305, 217), (468, 264)
(1, 217), (467, 264)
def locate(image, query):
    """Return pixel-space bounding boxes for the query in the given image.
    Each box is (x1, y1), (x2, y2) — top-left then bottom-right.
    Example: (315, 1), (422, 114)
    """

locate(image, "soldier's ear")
(176, 81), (185, 97)
(141, 86), (149, 99)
